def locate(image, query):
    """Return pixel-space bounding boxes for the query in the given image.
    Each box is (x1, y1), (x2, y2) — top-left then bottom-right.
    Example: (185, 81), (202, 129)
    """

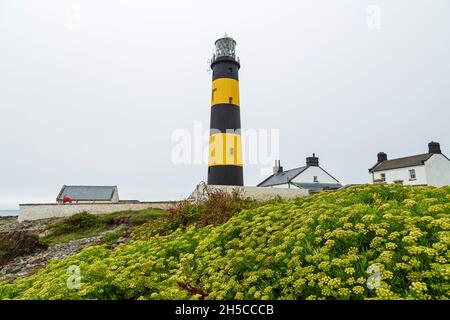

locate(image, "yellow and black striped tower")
(207, 35), (243, 186)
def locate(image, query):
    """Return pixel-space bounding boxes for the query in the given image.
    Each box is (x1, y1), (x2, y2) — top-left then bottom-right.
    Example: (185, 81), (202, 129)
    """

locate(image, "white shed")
(56, 185), (119, 204)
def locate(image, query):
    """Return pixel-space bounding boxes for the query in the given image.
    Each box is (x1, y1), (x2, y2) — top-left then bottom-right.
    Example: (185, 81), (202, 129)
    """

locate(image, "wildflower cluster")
(0, 184), (449, 300)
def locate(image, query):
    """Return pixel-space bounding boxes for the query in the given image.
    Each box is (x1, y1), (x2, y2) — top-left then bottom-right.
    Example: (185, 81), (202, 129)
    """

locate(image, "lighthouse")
(207, 35), (243, 186)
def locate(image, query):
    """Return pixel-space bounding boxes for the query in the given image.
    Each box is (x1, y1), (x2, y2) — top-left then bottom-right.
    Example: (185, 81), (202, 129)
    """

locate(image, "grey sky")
(0, 0), (449, 209)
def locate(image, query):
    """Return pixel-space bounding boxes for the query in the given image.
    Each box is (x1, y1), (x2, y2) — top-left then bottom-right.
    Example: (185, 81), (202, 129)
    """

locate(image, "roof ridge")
(382, 153), (430, 162)
(278, 166), (306, 173)
(63, 185), (117, 188)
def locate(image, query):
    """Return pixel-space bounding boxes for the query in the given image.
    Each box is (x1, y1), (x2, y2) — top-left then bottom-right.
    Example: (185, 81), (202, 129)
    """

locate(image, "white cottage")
(257, 154), (342, 192)
(368, 142), (450, 187)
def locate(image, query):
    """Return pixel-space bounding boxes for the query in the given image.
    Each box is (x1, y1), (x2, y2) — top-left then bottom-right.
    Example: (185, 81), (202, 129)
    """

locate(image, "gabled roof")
(57, 185), (117, 201)
(257, 166), (307, 187)
(292, 182), (342, 191)
(369, 153), (433, 172)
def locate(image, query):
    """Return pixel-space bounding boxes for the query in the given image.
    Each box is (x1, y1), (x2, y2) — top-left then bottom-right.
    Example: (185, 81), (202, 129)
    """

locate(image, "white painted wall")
(372, 165), (427, 185)
(112, 188), (119, 202)
(19, 201), (176, 222)
(292, 166), (339, 184)
(425, 154), (450, 187)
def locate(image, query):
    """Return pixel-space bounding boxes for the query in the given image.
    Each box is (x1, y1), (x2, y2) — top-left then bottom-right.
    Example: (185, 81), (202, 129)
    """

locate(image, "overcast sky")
(0, 0), (449, 209)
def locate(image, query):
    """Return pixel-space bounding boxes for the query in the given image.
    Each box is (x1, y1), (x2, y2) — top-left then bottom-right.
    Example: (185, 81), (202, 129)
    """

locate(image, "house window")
(380, 173), (386, 181)
(313, 176), (318, 183)
(409, 169), (416, 180)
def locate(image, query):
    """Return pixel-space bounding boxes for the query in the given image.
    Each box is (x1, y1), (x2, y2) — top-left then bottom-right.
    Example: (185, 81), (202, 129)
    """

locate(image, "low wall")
(18, 201), (177, 222)
(19, 185), (310, 222)
(188, 184), (309, 202)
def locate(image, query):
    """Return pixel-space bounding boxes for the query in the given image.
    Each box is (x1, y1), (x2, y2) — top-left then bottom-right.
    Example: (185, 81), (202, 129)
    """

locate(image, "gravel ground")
(0, 216), (129, 283)
(0, 235), (103, 282)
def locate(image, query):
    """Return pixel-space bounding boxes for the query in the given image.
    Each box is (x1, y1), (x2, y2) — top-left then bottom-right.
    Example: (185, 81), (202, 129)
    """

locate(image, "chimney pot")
(428, 141), (441, 154)
(273, 160), (283, 174)
(306, 154), (319, 167)
(377, 152), (387, 163)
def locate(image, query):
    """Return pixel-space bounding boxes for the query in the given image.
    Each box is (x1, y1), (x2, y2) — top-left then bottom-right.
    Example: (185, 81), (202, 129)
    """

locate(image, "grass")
(39, 208), (166, 246)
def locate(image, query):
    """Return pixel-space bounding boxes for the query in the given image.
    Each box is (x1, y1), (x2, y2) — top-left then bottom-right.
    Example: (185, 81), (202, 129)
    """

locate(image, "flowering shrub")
(0, 184), (449, 300)
(166, 186), (259, 231)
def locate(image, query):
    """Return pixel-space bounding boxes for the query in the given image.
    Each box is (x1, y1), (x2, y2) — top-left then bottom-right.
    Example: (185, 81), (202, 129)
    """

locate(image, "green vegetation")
(39, 209), (166, 246)
(0, 233), (46, 266)
(161, 188), (265, 233)
(102, 231), (122, 246)
(0, 184), (449, 300)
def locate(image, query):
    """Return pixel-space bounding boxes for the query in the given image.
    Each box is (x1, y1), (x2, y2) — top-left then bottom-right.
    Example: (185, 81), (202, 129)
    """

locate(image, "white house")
(257, 154), (342, 192)
(368, 142), (450, 187)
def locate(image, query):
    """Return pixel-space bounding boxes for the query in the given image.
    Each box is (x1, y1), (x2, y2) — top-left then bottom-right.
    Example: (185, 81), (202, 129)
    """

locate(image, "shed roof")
(57, 185), (117, 201)
(257, 166), (307, 187)
(292, 182), (342, 191)
(369, 153), (433, 172)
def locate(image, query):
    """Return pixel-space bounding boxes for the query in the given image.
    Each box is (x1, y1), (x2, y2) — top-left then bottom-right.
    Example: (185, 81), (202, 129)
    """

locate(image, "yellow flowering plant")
(0, 184), (449, 300)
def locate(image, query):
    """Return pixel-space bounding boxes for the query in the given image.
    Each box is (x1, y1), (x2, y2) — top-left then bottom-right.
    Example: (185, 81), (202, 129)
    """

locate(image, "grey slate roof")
(292, 182), (342, 191)
(369, 153), (433, 172)
(57, 185), (116, 201)
(257, 166), (307, 187)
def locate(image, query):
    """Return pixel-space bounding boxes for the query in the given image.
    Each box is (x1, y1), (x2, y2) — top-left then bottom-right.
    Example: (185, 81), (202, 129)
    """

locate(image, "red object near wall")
(63, 195), (73, 203)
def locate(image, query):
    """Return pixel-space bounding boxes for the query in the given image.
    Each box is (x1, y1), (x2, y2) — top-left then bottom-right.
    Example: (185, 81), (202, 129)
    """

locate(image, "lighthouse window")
(228, 67), (233, 73)
(230, 147), (234, 156)
(229, 97), (233, 104)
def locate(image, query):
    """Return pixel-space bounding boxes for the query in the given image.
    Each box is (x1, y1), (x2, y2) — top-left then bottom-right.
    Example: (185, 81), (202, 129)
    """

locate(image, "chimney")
(428, 141), (441, 154)
(377, 152), (387, 163)
(306, 153), (319, 167)
(273, 160), (283, 174)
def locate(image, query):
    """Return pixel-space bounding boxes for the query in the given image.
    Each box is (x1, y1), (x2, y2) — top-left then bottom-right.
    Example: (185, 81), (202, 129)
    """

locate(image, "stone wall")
(18, 201), (177, 222)
(188, 184), (309, 202)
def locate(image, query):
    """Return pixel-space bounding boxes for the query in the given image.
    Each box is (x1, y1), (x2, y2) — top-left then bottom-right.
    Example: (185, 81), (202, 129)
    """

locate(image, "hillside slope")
(0, 184), (449, 300)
